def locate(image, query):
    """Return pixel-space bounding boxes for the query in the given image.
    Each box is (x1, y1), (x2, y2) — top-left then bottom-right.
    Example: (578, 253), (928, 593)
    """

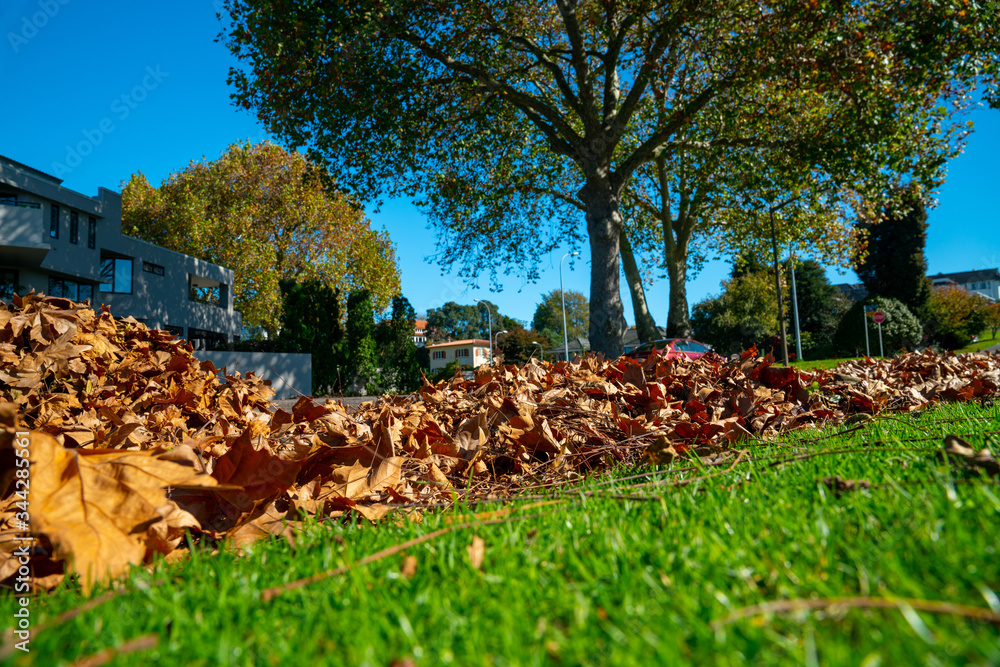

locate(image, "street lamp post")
(560, 251), (579, 362)
(768, 196), (798, 367)
(494, 330), (508, 358)
(475, 299), (495, 365)
(531, 340), (543, 360)
(788, 242), (803, 362)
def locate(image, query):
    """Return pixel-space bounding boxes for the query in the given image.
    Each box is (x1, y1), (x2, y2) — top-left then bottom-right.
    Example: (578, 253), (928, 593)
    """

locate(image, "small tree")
(926, 286), (991, 350)
(833, 296), (922, 357)
(279, 279), (343, 394)
(495, 328), (552, 366)
(987, 302), (1000, 341)
(346, 289), (379, 395)
(532, 290), (589, 346)
(790, 259), (850, 360)
(691, 271), (784, 357)
(375, 295), (422, 393)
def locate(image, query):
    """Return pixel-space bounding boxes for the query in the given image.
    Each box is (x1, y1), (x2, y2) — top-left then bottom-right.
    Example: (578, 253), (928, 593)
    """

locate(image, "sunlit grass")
(8, 402), (1000, 666)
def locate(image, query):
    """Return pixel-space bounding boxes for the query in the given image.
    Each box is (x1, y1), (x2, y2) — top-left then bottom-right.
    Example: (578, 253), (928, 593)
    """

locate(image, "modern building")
(0, 155), (241, 348)
(426, 338), (491, 372)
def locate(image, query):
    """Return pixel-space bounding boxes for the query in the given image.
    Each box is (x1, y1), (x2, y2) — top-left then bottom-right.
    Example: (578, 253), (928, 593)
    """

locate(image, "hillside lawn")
(5, 398), (999, 666)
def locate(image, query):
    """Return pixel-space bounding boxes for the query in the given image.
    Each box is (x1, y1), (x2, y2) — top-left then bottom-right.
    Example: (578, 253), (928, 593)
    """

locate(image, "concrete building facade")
(0, 155), (241, 347)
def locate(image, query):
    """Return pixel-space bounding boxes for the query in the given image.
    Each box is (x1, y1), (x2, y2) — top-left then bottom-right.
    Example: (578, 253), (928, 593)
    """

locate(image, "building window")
(69, 211), (79, 244)
(49, 205), (59, 238)
(456, 348), (470, 358)
(47, 276), (93, 302)
(187, 327), (227, 351)
(99, 257), (133, 294)
(163, 325), (184, 338)
(0, 269), (18, 300)
(143, 261), (165, 276)
(432, 350), (446, 360)
(87, 217), (96, 249)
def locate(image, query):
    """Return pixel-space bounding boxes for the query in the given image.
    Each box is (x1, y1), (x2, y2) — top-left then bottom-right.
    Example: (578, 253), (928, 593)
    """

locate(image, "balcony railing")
(0, 199), (41, 209)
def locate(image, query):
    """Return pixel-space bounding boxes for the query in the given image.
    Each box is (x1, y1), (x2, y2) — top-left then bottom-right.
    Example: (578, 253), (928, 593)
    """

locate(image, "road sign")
(864, 305), (877, 313)
(872, 311), (886, 324)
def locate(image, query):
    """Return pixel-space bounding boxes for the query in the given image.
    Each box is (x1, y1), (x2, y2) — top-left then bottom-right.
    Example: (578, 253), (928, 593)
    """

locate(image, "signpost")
(872, 311), (886, 357)
(863, 305), (876, 357)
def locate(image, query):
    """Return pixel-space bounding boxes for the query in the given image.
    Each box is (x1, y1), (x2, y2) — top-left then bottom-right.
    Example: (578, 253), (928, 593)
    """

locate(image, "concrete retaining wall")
(196, 351), (312, 400)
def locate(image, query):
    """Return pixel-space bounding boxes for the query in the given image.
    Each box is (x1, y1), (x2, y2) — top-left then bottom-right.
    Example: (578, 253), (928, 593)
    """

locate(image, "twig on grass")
(710, 596), (1000, 631)
(66, 633), (159, 667)
(260, 507), (563, 603)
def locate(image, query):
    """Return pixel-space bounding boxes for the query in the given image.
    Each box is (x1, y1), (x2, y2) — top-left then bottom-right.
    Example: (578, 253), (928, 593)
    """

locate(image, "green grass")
(7, 402), (1000, 666)
(791, 356), (862, 371)
(955, 331), (999, 354)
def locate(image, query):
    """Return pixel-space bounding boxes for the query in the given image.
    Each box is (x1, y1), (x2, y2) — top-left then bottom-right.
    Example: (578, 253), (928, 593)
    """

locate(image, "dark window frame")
(99, 257), (133, 294)
(49, 205), (59, 239)
(143, 261), (165, 276)
(69, 211), (79, 244)
(87, 217), (96, 249)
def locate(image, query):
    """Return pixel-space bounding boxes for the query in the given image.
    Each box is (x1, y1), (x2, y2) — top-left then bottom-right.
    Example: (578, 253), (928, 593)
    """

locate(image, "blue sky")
(2, 2), (997, 326)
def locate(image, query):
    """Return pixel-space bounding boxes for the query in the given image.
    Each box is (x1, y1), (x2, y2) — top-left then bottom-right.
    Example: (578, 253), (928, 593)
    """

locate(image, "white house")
(427, 338), (491, 372)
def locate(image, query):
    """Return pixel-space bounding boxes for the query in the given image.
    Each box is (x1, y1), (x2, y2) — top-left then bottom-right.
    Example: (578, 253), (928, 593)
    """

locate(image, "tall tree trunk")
(664, 246), (693, 338)
(619, 228), (659, 343)
(580, 178), (628, 358)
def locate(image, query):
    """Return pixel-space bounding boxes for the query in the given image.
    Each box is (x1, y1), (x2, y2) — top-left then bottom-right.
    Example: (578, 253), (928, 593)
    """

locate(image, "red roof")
(414, 319), (427, 329)
(426, 339), (490, 348)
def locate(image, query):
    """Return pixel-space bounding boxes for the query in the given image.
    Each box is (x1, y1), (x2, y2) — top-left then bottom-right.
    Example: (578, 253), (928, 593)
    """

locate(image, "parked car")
(624, 338), (712, 361)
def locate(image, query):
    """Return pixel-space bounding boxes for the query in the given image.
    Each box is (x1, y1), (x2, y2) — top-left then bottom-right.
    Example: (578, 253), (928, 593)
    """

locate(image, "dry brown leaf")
(12, 429), (219, 593)
(466, 535), (486, 570)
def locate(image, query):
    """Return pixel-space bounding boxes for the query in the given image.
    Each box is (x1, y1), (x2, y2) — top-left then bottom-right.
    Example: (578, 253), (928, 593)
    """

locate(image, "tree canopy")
(531, 289), (589, 345)
(121, 141), (399, 337)
(425, 301), (522, 343)
(222, 0), (998, 356)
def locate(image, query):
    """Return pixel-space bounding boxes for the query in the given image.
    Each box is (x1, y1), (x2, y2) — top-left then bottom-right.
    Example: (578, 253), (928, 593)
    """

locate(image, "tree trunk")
(619, 228), (659, 343)
(665, 249), (693, 338)
(580, 179), (628, 358)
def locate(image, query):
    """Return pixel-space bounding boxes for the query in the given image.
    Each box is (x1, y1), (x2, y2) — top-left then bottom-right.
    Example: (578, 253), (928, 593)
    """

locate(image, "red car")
(624, 338), (712, 361)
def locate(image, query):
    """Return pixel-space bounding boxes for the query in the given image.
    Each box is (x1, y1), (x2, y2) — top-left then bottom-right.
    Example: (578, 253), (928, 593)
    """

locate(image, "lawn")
(5, 401), (999, 666)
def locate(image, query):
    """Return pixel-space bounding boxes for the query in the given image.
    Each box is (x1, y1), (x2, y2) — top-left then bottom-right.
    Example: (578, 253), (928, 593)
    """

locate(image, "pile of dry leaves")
(2, 294), (999, 593)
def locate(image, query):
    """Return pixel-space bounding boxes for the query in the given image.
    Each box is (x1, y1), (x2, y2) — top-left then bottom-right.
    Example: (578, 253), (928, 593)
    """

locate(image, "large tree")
(854, 189), (933, 319)
(222, 1), (997, 356)
(122, 142), (399, 337)
(425, 301), (522, 343)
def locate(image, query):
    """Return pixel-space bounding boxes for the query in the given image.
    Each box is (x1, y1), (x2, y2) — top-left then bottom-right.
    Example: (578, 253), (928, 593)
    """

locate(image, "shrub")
(926, 286), (991, 350)
(833, 296), (922, 357)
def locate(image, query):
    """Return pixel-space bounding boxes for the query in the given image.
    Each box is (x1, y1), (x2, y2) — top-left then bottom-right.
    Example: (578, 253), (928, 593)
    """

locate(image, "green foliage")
(425, 301), (520, 343)
(691, 271), (783, 357)
(375, 295), (422, 393)
(926, 286), (991, 350)
(833, 297), (922, 357)
(790, 259), (850, 359)
(346, 290), (379, 395)
(854, 191), (933, 318)
(987, 302), (1000, 340)
(531, 290), (588, 343)
(121, 142), (399, 337)
(495, 329), (551, 366)
(222, 0), (997, 357)
(429, 360), (464, 384)
(279, 279), (344, 394)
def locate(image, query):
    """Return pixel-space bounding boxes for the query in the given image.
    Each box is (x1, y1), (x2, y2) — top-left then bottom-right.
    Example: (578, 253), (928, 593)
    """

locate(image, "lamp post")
(768, 196), (798, 367)
(560, 251), (579, 361)
(475, 299), (495, 365)
(494, 329), (508, 353)
(531, 340), (543, 360)
(788, 242), (803, 362)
